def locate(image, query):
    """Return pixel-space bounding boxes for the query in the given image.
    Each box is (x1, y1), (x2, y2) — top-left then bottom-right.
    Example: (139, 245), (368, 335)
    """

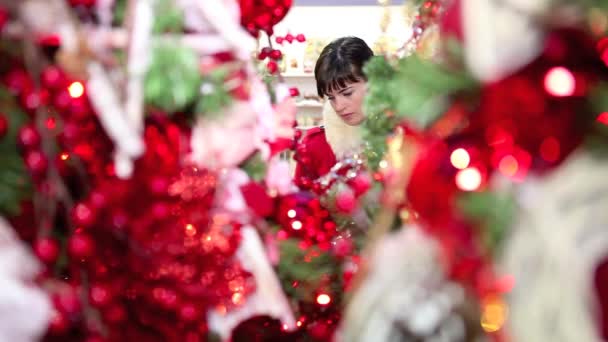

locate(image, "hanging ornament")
(239, 0), (293, 37)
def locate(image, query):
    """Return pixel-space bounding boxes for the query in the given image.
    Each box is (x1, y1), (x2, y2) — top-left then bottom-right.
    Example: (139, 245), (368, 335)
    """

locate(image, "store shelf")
(283, 72), (315, 78)
(296, 101), (323, 108)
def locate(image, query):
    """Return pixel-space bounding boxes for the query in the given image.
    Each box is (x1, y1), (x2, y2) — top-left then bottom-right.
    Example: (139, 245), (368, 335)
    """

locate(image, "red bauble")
(349, 172), (372, 197)
(41, 65), (66, 90)
(335, 188), (356, 214)
(267, 60), (278, 74)
(89, 283), (113, 307)
(72, 202), (97, 227)
(68, 233), (95, 259)
(53, 285), (82, 315)
(48, 310), (71, 335)
(24, 150), (48, 176)
(289, 87), (300, 97)
(4, 69), (33, 96)
(17, 124), (41, 150)
(269, 49), (282, 60)
(34, 237), (60, 264)
(239, 0), (293, 36)
(0, 113), (8, 139)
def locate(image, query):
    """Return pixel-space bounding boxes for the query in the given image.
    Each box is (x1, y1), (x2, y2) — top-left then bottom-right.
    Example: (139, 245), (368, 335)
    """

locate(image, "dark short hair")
(314, 36), (374, 98)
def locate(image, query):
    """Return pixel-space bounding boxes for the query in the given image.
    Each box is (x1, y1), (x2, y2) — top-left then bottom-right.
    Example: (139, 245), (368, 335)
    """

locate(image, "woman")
(294, 36), (374, 185)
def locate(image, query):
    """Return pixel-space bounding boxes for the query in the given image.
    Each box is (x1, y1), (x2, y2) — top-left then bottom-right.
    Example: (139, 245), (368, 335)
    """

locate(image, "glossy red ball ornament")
(68, 233), (95, 259)
(89, 283), (113, 307)
(72, 202), (97, 227)
(289, 87), (300, 97)
(349, 172), (372, 197)
(0, 113), (8, 139)
(17, 124), (41, 150)
(267, 60), (278, 74)
(48, 310), (71, 335)
(179, 303), (200, 322)
(34, 237), (60, 264)
(269, 49), (282, 60)
(239, 0), (293, 36)
(54, 286), (82, 315)
(335, 188), (356, 213)
(41, 65), (66, 90)
(24, 150), (48, 176)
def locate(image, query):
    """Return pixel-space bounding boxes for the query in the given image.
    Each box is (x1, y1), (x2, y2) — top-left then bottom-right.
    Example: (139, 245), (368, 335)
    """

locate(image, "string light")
(455, 167), (482, 191)
(68, 81), (85, 98)
(291, 220), (302, 230)
(450, 148), (470, 169)
(480, 296), (508, 333)
(316, 293), (331, 306)
(544, 66), (575, 97)
(498, 155), (519, 177)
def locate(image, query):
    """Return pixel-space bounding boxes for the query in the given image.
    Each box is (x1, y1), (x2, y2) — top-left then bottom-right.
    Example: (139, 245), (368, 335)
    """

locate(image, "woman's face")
(326, 80), (367, 126)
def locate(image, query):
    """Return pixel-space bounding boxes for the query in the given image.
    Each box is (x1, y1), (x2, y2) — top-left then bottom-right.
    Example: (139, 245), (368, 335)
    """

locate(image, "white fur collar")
(322, 102), (362, 159)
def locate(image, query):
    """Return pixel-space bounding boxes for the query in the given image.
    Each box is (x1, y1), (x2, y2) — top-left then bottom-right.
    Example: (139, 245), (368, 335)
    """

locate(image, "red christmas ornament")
(289, 87), (300, 97)
(68, 232), (95, 259)
(335, 188), (356, 214)
(239, 0), (293, 36)
(17, 124), (41, 150)
(41, 65), (67, 90)
(34, 237), (60, 264)
(0, 113), (8, 139)
(89, 283), (113, 308)
(349, 172), (372, 197)
(24, 150), (48, 176)
(48, 310), (71, 335)
(267, 60), (278, 74)
(269, 49), (282, 60)
(285, 33), (294, 44)
(72, 202), (97, 228)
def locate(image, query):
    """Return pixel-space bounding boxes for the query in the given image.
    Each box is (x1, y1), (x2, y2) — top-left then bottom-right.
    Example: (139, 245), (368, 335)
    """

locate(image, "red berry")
(89, 283), (112, 307)
(285, 33), (294, 43)
(24, 150), (48, 176)
(275, 36), (284, 44)
(41, 66), (66, 90)
(267, 61), (278, 74)
(296, 34), (306, 43)
(68, 233), (95, 259)
(335, 189), (356, 213)
(48, 310), (70, 335)
(17, 124), (41, 150)
(72, 202), (96, 227)
(34, 237), (60, 264)
(289, 87), (300, 97)
(269, 49), (282, 60)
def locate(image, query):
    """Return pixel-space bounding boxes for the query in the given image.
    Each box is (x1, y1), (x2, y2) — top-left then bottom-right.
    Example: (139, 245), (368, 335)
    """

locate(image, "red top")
(294, 126), (337, 185)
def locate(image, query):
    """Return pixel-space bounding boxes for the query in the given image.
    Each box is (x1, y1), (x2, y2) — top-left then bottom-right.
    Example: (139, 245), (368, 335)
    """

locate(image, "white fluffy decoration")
(340, 226), (467, 342)
(0, 217), (52, 342)
(500, 151), (608, 341)
(461, 0), (549, 82)
(322, 102), (363, 159)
